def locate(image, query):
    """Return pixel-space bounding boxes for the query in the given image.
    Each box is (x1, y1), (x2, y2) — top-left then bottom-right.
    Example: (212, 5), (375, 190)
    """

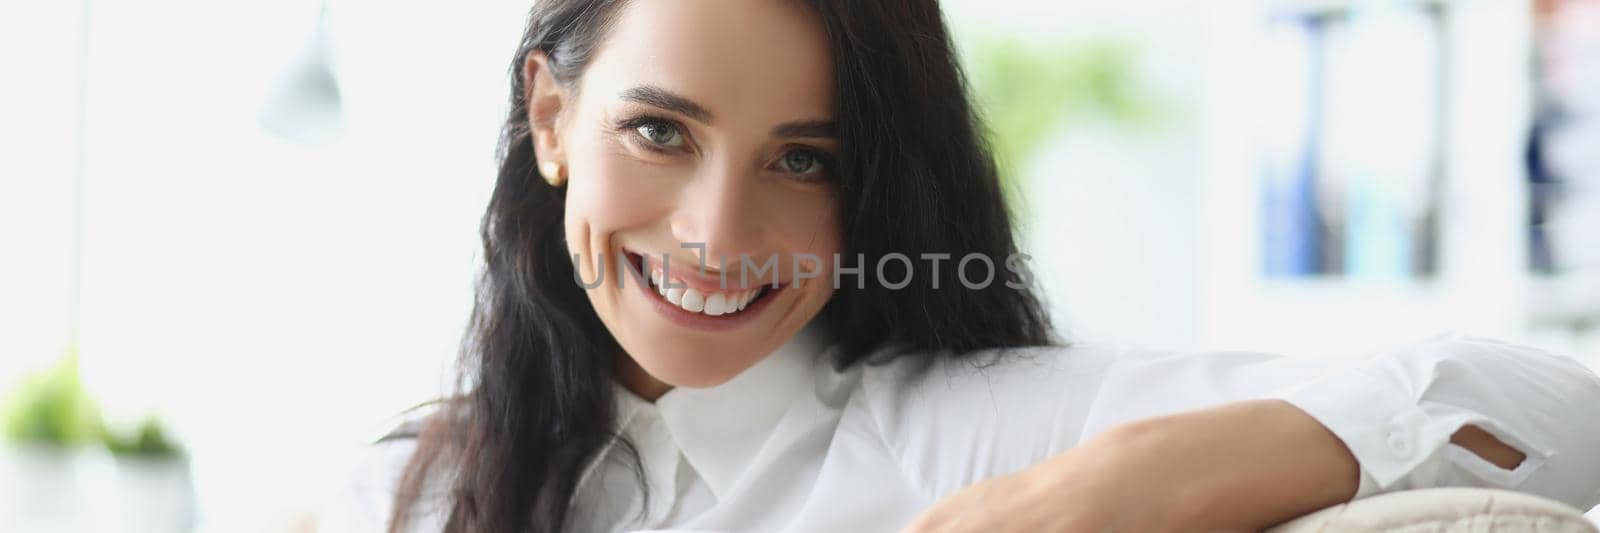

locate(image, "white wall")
(0, 0), (88, 392)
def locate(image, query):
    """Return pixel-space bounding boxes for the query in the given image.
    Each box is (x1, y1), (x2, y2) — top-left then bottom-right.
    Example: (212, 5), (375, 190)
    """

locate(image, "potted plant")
(1, 350), (196, 532)
(106, 416), (196, 533)
(0, 350), (111, 532)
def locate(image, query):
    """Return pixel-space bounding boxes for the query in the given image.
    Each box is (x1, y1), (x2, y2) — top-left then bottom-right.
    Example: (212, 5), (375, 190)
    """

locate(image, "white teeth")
(680, 288), (706, 313)
(704, 293), (728, 316)
(646, 273), (763, 317)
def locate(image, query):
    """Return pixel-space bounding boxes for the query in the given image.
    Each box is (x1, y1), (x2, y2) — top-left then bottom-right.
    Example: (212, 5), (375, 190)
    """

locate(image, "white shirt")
(319, 327), (1600, 532)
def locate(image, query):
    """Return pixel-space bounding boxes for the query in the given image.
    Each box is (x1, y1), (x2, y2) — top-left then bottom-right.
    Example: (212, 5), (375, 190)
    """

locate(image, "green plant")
(104, 416), (182, 458)
(2, 350), (183, 457)
(963, 36), (1160, 190)
(2, 349), (102, 447)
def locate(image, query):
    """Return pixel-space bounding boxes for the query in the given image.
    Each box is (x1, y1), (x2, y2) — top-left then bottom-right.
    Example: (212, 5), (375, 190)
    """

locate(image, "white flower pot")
(111, 454), (197, 533)
(0, 445), (113, 533)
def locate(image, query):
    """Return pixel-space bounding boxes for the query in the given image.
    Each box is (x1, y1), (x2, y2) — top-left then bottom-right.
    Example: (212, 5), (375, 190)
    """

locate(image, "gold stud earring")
(539, 161), (566, 187)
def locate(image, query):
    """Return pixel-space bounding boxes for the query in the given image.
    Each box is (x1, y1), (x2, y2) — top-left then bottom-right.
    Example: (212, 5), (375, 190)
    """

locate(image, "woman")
(321, 0), (1600, 531)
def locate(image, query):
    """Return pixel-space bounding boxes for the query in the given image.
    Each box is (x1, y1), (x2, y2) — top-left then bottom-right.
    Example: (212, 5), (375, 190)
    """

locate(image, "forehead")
(579, 0), (836, 124)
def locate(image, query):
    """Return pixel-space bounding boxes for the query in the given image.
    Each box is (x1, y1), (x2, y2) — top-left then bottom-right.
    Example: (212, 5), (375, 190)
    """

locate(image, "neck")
(616, 354), (673, 402)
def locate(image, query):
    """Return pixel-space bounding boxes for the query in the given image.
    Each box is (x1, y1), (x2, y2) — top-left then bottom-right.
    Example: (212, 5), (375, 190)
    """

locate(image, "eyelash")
(615, 116), (687, 155)
(612, 114), (837, 183)
(779, 148), (836, 183)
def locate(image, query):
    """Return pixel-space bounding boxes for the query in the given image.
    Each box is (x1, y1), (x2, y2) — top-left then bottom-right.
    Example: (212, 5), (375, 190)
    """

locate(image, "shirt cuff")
(1265, 364), (1440, 500)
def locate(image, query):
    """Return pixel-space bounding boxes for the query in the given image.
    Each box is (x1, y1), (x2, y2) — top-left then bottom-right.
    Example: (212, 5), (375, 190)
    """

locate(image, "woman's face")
(529, 0), (842, 395)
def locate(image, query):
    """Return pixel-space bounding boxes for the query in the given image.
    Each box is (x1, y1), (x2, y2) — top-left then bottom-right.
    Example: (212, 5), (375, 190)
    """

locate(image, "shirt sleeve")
(859, 345), (1122, 500)
(1079, 334), (1600, 511)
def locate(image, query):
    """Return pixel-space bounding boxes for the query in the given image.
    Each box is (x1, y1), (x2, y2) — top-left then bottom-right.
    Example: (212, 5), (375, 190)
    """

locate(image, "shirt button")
(1387, 430), (1414, 458)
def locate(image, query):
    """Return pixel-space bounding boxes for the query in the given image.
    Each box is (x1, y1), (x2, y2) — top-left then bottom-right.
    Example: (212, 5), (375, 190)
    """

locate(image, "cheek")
(754, 189), (842, 305)
(563, 141), (678, 253)
(762, 188), (843, 259)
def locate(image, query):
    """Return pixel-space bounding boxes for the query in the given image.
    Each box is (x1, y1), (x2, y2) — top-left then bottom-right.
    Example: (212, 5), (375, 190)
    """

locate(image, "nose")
(669, 156), (765, 269)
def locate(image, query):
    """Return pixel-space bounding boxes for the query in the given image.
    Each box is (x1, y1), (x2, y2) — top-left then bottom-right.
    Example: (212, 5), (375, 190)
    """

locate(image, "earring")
(539, 161), (566, 187)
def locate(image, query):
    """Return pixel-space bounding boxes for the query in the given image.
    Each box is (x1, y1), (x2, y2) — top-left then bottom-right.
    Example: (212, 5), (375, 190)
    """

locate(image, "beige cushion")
(1269, 488), (1597, 533)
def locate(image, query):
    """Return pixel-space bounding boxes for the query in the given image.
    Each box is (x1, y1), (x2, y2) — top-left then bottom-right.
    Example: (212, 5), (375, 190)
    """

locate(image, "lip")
(623, 250), (783, 332)
(623, 248), (775, 292)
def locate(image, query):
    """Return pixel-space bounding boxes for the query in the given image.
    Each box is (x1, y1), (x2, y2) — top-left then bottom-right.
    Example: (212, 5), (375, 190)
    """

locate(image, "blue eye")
(635, 120), (685, 148)
(781, 150), (825, 176)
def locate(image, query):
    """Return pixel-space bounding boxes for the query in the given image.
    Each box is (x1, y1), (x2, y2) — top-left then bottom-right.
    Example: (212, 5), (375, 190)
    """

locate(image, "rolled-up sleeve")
(1076, 334), (1600, 511)
(868, 336), (1600, 512)
(1265, 334), (1600, 509)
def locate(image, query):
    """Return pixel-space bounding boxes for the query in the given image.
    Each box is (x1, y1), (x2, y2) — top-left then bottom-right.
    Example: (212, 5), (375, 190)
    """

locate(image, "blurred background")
(2, 0), (1597, 530)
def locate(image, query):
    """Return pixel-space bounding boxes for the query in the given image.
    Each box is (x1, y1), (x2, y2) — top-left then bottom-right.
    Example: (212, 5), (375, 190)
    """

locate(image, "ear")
(523, 51), (568, 167)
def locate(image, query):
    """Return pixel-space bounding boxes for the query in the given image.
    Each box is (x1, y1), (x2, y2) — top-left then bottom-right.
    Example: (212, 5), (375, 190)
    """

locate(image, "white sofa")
(1269, 488), (1598, 532)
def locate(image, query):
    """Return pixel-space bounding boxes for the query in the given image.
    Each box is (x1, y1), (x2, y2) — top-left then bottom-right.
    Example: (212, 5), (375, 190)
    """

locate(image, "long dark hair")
(391, 1), (1055, 531)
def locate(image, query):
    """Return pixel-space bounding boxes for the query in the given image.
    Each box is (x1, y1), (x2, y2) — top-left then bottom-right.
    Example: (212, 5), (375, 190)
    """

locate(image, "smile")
(622, 250), (781, 329)
(646, 270), (770, 317)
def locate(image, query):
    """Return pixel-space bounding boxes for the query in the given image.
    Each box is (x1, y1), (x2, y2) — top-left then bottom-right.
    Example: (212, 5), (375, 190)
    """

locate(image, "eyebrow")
(773, 120), (837, 139)
(620, 85), (713, 123)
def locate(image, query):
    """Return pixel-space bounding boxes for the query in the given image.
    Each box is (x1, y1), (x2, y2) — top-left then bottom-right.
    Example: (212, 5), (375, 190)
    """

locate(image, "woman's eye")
(634, 120), (685, 148)
(779, 150), (826, 176)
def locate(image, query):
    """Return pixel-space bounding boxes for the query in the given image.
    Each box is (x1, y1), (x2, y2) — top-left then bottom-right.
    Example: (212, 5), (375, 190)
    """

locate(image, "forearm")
(1098, 399), (1534, 531)
(904, 399), (1364, 533)
(1088, 399), (1359, 530)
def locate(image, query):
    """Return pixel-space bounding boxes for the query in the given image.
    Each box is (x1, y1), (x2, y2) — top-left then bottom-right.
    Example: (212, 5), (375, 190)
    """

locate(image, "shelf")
(1265, 0), (1452, 19)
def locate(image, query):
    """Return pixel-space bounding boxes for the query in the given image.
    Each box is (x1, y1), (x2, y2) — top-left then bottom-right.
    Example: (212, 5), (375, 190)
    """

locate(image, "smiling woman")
(313, 1), (1600, 533)
(358, 0), (1048, 531)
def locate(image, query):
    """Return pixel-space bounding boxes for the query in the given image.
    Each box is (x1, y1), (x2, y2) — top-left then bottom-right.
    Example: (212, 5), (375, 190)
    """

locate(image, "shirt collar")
(650, 322), (831, 500)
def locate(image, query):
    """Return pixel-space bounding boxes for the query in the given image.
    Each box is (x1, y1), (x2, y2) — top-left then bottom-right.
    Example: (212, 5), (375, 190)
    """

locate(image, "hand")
(900, 399), (1361, 533)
